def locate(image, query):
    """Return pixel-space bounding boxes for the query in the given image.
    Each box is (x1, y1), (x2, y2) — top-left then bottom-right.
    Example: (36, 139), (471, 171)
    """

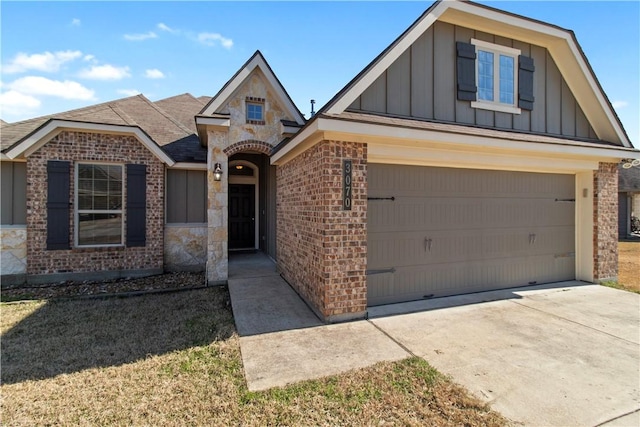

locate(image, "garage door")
(367, 164), (575, 306)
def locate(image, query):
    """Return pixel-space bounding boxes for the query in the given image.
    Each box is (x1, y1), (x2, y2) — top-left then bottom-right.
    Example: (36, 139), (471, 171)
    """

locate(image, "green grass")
(1, 287), (507, 426)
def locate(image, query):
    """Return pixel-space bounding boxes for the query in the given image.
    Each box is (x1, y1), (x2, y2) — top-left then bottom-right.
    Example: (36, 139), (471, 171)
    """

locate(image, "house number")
(343, 160), (352, 210)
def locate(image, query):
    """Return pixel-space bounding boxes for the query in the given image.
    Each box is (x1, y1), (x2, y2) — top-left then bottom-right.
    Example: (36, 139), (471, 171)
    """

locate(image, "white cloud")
(123, 31), (157, 41)
(157, 23), (178, 34)
(6, 76), (95, 100)
(71, 18), (81, 26)
(117, 89), (141, 97)
(612, 100), (629, 109)
(0, 90), (41, 117)
(78, 64), (131, 80)
(197, 32), (233, 49)
(2, 50), (82, 74)
(144, 69), (165, 79)
(83, 54), (96, 62)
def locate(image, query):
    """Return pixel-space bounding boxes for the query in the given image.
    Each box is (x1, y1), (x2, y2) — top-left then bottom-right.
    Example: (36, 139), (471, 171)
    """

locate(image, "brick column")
(277, 140), (367, 322)
(593, 162), (618, 281)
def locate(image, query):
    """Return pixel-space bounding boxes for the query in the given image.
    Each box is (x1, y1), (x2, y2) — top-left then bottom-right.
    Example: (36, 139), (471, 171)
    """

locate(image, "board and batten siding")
(0, 162), (27, 225)
(349, 21), (597, 139)
(166, 169), (207, 223)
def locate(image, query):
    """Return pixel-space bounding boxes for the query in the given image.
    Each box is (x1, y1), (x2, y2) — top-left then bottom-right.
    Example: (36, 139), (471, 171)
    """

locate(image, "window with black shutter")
(126, 164), (146, 247)
(47, 160), (71, 250)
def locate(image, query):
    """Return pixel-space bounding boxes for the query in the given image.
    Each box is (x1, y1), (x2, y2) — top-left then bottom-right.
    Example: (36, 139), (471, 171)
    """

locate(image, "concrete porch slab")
(239, 320), (409, 391)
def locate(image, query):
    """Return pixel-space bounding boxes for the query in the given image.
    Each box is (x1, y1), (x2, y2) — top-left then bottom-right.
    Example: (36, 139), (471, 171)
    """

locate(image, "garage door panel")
(369, 164), (575, 200)
(368, 253), (576, 306)
(367, 164), (576, 307)
(369, 198), (574, 233)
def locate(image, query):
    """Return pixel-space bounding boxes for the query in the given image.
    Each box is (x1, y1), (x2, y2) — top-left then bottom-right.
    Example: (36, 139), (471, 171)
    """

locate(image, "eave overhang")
(4, 119), (175, 166)
(271, 113), (639, 173)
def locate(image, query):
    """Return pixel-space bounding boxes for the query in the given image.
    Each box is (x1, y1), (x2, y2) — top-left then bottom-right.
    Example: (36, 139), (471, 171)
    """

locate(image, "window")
(76, 163), (123, 246)
(246, 97), (265, 124)
(471, 39), (521, 114)
(247, 103), (263, 121)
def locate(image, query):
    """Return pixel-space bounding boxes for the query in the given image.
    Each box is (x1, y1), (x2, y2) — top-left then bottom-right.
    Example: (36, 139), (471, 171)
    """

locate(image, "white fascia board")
(195, 116), (230, 127)
(322, 118), (638, 162)
(283, 125), (302, 134)
(5, 120), (175, 166)
(326, 2), (448, 115)
(270, 118), (321, 165)
(201, 65), (253, 116)
(170, 162), (207, 170)
(0, 154), (26, 161)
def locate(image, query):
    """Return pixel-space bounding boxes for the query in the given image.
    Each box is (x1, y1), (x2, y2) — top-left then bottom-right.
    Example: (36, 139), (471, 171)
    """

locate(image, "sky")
(1, 1), (638, 145)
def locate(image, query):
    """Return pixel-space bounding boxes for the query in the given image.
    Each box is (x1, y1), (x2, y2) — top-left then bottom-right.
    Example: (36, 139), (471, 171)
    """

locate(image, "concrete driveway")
(229, 256), (640, 426)
(369, 283), (640, 427)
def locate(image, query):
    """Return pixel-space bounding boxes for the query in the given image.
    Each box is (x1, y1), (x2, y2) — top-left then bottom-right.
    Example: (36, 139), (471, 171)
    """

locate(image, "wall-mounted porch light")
(213, 163), (223, 181)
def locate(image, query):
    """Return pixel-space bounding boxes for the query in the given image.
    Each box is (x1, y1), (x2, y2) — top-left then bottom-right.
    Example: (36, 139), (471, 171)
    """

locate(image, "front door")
(229, 184), (255, 249)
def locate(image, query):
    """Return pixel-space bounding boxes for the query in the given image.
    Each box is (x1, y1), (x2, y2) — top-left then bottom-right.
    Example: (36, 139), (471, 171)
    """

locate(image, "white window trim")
(471, 38), (522, 115)
(74, 162), (125, 248)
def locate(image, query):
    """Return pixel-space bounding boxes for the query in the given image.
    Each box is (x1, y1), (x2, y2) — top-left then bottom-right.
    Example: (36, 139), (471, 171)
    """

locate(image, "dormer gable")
(320, 0), (631, 148)
(196, 51), (305, 147)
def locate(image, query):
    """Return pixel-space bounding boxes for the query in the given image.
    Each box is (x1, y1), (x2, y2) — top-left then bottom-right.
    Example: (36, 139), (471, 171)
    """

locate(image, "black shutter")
(456, 41), (477, 101)
(126, 164), (146, 247)
(47, 160), (70, 250)
(518, 55), (535, 110)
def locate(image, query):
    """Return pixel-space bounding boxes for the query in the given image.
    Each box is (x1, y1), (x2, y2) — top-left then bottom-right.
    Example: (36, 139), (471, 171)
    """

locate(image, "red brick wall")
(593, 162), (618, 281)
(26, 131), (164, 276)
(276, 140), (367, 321)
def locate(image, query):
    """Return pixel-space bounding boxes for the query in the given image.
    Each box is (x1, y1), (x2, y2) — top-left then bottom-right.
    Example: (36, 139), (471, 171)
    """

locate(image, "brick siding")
(277, 140), (367, 322)
(593, 162), (618, 281)
(26, 131), (164, 276)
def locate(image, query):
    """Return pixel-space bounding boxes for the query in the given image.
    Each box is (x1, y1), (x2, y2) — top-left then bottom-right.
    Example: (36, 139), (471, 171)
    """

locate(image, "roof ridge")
(109, 104), (137, 126)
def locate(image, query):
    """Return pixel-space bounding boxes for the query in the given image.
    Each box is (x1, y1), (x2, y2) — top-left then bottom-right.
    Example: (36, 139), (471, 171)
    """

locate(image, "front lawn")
(1, 286), (506, 426)
(607, 241), (640, 294)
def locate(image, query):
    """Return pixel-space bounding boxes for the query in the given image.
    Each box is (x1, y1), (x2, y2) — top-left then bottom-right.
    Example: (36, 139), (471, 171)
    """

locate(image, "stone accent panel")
(26, 131), (164, 276)
(593, 162), (618, 281)
(1, 226), (27, 275)
(207, 131), (228, 284)
(164, 225), (207, 271)
(277, 140), (367, 322)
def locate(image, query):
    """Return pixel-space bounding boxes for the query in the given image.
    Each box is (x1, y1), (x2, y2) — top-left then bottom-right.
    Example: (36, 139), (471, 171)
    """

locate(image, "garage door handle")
(529, 233), (537, 244)
(424, 237), (432, 252)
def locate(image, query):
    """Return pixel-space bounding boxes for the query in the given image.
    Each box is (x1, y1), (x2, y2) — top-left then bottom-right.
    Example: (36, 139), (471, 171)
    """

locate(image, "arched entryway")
(227, 152), (277, 257)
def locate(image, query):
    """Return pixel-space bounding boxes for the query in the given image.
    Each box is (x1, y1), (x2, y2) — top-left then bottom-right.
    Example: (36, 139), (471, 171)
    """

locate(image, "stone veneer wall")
(593, 162), (618, 281)
(277, 140), (367, 322)
(164, 225), (207, 271)
(26, 131), (164, 277)
(1, 226), (27, 276)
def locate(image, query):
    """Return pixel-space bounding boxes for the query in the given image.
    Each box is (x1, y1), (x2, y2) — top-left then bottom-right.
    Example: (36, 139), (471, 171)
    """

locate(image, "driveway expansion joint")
(367, 320), (414, 358)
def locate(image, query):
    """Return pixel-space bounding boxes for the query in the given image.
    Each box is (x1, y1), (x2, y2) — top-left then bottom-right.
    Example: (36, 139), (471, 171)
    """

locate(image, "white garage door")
(367, 164), (575, 306)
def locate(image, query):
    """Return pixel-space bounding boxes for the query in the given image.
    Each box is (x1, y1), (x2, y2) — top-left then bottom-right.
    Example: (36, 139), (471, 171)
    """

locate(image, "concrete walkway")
(228, 254), (640, 426)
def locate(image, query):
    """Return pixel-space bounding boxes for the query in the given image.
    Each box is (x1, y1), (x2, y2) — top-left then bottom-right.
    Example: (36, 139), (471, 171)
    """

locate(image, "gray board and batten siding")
(0, 162), (27, 225)
(166, 169), (207, 224)
(348, 21), (597, 140)
(367, 164), (576, 306)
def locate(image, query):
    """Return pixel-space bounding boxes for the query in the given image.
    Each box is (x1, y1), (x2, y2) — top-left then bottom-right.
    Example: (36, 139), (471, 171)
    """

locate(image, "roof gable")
(199, 50), (305, 125)
(321, 0), (630, 147)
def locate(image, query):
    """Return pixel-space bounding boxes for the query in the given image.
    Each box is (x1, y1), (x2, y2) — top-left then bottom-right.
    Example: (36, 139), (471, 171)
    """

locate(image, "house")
(618, 165), (640, 238)
(1, 0), (638, 322)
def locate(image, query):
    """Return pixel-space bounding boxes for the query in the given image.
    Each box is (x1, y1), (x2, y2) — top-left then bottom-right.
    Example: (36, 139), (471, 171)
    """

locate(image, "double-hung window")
(471, 39), (521, 114)
(76, 163), (123, 246)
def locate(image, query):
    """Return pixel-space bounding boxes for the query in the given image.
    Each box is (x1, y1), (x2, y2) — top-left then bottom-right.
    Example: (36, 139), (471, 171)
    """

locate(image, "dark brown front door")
(229, 184), (255, 249)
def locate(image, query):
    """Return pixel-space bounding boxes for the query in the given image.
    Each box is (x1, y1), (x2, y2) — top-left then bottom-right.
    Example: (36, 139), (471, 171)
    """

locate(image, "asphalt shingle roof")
(1, 93), (208, 163)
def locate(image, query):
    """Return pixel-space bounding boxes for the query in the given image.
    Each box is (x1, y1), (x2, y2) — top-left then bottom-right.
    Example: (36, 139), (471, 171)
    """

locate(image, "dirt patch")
(618, 241), (640, 293)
